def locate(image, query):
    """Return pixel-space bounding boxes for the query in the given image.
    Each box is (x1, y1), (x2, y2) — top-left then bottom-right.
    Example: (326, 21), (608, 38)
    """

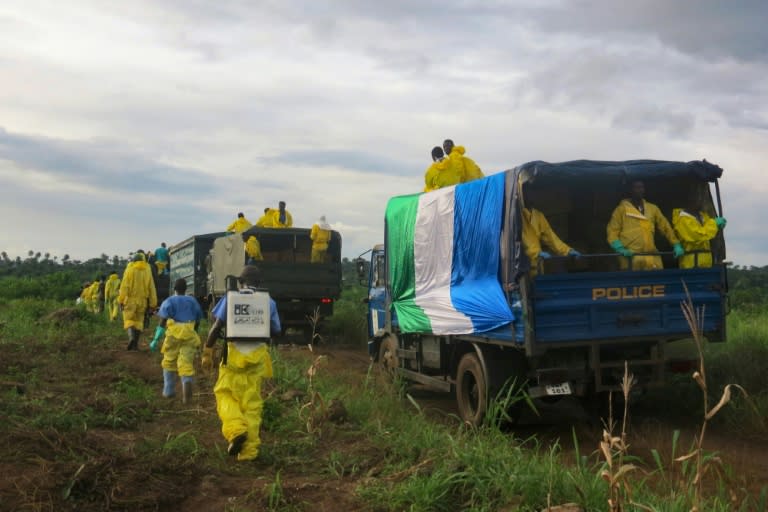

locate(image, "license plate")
(545, 382), (572, 396)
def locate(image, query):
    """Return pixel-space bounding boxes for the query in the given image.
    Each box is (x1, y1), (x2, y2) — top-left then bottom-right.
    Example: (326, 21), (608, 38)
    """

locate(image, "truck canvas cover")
(386, 172), (514, 335)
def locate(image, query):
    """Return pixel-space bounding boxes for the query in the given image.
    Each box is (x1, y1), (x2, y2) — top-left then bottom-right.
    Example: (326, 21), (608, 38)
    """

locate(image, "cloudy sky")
(1, 0), (766, 265)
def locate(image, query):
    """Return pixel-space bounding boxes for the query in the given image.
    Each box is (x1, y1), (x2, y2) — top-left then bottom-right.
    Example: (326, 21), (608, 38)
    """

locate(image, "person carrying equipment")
(202, 265), (281, 461)
(150, 278), (204, 403)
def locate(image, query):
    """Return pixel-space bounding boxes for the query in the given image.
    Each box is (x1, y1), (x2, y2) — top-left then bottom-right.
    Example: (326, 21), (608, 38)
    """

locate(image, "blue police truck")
(359, 159), (727, 425)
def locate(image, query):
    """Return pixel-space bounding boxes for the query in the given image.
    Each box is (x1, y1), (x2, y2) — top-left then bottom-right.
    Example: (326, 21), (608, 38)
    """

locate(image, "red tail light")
(321, 298), (333, 304)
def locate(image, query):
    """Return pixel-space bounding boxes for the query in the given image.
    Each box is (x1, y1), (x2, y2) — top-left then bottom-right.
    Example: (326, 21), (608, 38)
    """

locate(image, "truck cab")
(362, 159), (728, 425)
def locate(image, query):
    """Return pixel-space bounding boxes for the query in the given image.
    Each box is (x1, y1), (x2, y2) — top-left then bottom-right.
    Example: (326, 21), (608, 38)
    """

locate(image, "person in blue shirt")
(154, 242), (170, 275)
(150, 278), (204, 403)
(202, 265), (281, 461)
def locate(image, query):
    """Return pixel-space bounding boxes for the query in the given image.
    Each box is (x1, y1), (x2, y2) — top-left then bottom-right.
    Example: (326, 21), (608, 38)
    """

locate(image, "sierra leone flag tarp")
(386, 172), (514, 335)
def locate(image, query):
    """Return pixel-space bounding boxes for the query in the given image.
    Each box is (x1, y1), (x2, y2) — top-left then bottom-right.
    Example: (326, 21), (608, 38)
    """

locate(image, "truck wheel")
(378, 335), (399, 377)
(456, 353), (487, 427)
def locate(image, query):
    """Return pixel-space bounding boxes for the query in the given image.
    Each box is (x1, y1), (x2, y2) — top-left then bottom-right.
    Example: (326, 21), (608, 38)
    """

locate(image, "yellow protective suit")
(606, 199), (679, 271)
(118, 260), (158, 330)
(522, 208), (572, 277)
(423, 160), (447, 192)
(86, 282), (100, 313)
(214, 343), (273, 461)
(227, 217), (252, 233)
(245, 236), (263, 261)
(161, 320), (201, 377)
(260, 209), (293, 228)
(104, 274), (121, 321)
(672, 208), (719, 269)
(310, 224), (332, 263)
(448, 146), (484, 182)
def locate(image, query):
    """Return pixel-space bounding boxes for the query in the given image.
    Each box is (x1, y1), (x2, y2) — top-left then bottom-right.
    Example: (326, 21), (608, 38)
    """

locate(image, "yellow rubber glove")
(201, 346), (215, 374)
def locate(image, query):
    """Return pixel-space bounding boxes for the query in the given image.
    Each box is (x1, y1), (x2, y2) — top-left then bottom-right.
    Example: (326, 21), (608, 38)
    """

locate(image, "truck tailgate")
(532, 267), (726, 343)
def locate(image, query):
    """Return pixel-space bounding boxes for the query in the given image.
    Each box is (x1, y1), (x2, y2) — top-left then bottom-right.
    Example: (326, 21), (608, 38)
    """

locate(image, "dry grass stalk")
(677, 282), (749, 511)
(599, 361), (641, 512)
(298, 354), (328, 434)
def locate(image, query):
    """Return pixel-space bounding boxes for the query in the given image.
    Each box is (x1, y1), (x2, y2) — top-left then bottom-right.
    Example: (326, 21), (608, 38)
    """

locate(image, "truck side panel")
(532, 266), (725, 343)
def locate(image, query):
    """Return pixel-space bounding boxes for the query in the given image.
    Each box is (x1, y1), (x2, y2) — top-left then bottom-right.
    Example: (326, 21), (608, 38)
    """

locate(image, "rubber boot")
(163, 370), (177, 398)
(130, 328), (141, 351)
(126, 328), (137, 351)
(181, 376), (193, 404)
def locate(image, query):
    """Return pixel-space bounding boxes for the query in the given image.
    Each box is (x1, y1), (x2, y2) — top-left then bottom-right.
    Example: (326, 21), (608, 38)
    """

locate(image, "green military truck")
(207, 226), (343, 340)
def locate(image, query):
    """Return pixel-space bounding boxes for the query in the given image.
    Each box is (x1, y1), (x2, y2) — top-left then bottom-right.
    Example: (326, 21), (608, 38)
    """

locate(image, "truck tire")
(456, 353), (487, 427)
(378, 335), (399, 377)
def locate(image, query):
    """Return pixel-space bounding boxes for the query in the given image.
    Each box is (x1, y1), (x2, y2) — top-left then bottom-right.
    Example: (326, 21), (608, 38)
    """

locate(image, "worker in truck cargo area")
(244, 232), (263, 263)
(154, 242), (170, 275)
(202, 265), (281, 461)
(522, 202), (581, 277)
(672, 194), (727, 269)
(104, 271), (121, 322)
(118, 252), (158, 351)
(258, 201), (293, 228)
(149, 278), (204, 403)
(423, 146), (449, 192)
(443, 139), (484, 183)
(310, 215), (332, 263)
(607, 179), (684, 271)
(227, 212), (253, 233)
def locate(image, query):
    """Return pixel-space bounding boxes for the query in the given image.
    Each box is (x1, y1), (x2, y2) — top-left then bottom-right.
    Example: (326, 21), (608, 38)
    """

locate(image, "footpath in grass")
(0, 299), (766, 511)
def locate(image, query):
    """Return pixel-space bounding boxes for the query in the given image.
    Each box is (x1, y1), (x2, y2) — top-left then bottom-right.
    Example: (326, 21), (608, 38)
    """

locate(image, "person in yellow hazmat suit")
(118, 252), (158, 351)
(310, 215), (332, 263)
(257, 202), (293, 228)
(443, 139), (484, 183)
(226, 212), (252, 233)
(244, 232), (263, 263)
(202, 266), (281, 461)
(149, 278), (204, 403)
(522, 207), (581, 277)
(423, 146), (447, 192)
(607, 180), (684, 271)
(85, 279), (101, 313)
(104, 272), (121, 321)
(672, 196), (726, 269)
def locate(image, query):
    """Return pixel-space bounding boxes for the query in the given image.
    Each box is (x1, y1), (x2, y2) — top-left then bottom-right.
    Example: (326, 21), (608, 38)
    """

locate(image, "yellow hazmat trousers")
(522, 208), (571, 277)
(606, 199), (679, 271)
(104, 274), (121, 321)
(161, 320), (201, 377)
(118, 260), (158, 330)
(672, 208), (719, 269)
(214, 343), (273, 461)
(310, 224), (331, 263)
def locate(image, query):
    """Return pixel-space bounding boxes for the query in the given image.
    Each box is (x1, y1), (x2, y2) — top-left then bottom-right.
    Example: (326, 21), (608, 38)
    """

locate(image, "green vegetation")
(0, 259), (766, 510)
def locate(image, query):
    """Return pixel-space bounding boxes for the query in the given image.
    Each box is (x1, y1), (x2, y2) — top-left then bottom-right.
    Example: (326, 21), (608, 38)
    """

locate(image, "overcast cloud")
(0, 0), (766, 265)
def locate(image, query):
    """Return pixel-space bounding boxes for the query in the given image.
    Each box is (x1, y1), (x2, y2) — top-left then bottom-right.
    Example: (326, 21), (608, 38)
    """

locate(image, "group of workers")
(423, 139), (485, 192)
(525, 179), (726, 274)
(227, 202), (333, 264)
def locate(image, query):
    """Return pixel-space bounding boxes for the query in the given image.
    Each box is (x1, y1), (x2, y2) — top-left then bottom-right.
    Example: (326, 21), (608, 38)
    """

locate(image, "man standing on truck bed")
(310, 215), (332, 263)
(227, 212), (252, 233)
(672, 195), (727, 269)
(607, 180), (684, 270)
(523, 206), (581, 277)
(443, 139), (484, 183)
(258, 201), (293, 228)
(202, 265), (281, 461)
(154, 242), (170, 275)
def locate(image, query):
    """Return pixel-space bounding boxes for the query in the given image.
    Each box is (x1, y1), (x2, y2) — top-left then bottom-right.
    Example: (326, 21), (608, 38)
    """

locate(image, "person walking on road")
(202, 265), (281, 461)
(118, 252), (158, 351)
(149, 278), (204, 403)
